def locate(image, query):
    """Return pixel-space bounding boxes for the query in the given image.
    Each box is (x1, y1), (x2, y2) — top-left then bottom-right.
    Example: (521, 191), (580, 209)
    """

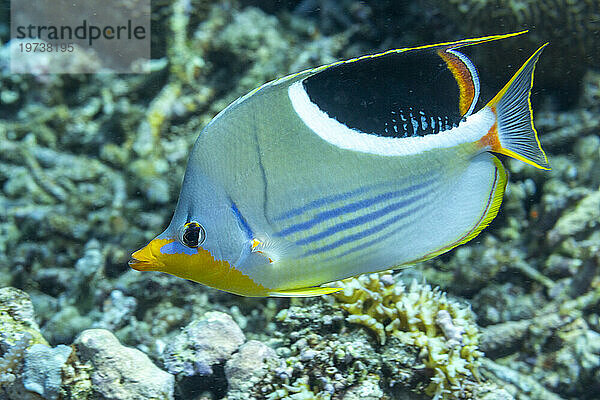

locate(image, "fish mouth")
(129, 240), (170, 272)
(128, 257), (156, 271)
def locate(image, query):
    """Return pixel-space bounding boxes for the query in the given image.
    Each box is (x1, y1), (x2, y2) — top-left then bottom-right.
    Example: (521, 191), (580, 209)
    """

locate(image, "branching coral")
(333, 273), (482, 399)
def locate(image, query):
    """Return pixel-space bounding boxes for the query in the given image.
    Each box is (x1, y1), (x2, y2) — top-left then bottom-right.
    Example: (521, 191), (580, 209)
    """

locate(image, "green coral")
(0, 287), (48, 349)
(0, 287), (48, 399)
(333, 274), (482, 400)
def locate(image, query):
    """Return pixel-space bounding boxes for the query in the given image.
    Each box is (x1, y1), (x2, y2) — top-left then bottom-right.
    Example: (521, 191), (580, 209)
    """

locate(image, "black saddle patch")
(302, 50), (464, 138)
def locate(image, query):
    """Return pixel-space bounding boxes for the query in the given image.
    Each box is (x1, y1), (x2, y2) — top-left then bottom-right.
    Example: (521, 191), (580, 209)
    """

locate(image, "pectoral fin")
(250, 236), (302, 264)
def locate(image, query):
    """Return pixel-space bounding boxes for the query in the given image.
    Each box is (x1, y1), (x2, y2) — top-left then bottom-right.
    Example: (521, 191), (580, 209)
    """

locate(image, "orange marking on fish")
(479, 115), (501, 152)
(438, 49), (475, 116)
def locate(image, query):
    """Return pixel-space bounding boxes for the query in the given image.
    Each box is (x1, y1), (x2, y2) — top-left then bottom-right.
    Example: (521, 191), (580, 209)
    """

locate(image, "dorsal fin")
(437, 47), (479, 117)
(299, 31), (528, 140)
(430, 31), (528, 117)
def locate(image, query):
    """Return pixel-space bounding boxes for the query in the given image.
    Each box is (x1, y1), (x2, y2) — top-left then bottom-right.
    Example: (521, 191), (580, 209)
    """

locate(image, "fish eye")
(180, 221), (206, 248)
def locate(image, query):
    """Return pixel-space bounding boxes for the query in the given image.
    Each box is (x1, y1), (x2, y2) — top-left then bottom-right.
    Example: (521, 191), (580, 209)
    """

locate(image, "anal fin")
(268, 286), (342, 297)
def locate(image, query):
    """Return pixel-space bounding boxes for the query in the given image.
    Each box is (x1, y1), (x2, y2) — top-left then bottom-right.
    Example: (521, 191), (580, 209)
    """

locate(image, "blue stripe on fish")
(273, 183), (382, 222)
(301, 205), (420, 257)
(324, 217), (414, 261)
(160, 241), (198, 256)
(294, 188), (432, 246)
(277, 178), (435, 238)
(231, 201), (253, 239)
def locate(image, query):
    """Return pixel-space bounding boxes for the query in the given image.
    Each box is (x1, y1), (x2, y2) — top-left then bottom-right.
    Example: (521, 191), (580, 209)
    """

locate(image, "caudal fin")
(483, 43), (550, 170)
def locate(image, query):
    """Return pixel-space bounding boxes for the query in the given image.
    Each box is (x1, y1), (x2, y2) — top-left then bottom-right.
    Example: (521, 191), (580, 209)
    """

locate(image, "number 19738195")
(18, 42), (74, 52)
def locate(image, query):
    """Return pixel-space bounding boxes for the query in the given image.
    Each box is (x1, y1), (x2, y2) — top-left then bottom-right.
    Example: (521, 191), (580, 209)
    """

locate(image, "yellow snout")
(129, 238), (270, 297)
(129, 240), (164, 271)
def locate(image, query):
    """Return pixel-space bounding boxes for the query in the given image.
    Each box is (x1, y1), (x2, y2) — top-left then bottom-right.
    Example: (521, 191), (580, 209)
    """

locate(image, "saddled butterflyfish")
(130, 31), (550, 297)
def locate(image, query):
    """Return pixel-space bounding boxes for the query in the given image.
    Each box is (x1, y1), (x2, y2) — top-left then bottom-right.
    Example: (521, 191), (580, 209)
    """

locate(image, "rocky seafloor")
(1, 1), (599, 399)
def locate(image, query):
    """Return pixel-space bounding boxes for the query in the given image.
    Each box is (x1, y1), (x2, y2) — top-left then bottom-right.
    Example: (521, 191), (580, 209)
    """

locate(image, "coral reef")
(333, 274), (483, 400)
(23, 344), (72, 400)
(0, 333), (32, 388)
(0, 287), (49, 399)
(240, 298), (391, 399)
(74, 329), (175, 400)
(1, 1), (599, 399)
(219, 286), (510, 400)
(0, 287), (47, 348)
(224, 340), (280, 399)
(163, 311), (245, 376)
(0, 288), (176, 400)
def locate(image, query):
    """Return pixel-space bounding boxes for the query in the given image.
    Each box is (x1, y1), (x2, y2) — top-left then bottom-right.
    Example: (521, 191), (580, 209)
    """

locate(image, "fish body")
(130, 32), (549, 297)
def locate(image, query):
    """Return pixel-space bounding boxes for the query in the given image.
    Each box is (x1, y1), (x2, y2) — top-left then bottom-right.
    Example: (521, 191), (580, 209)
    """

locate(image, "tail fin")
(483, 43), (550, 170)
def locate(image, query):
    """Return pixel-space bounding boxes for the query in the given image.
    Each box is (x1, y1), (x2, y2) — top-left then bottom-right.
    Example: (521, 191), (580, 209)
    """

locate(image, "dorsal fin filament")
(432, 30), (529, 119)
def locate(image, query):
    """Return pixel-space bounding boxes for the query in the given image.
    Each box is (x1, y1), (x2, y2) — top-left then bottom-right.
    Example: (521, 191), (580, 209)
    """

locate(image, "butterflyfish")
(130, 31), (549, 297)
